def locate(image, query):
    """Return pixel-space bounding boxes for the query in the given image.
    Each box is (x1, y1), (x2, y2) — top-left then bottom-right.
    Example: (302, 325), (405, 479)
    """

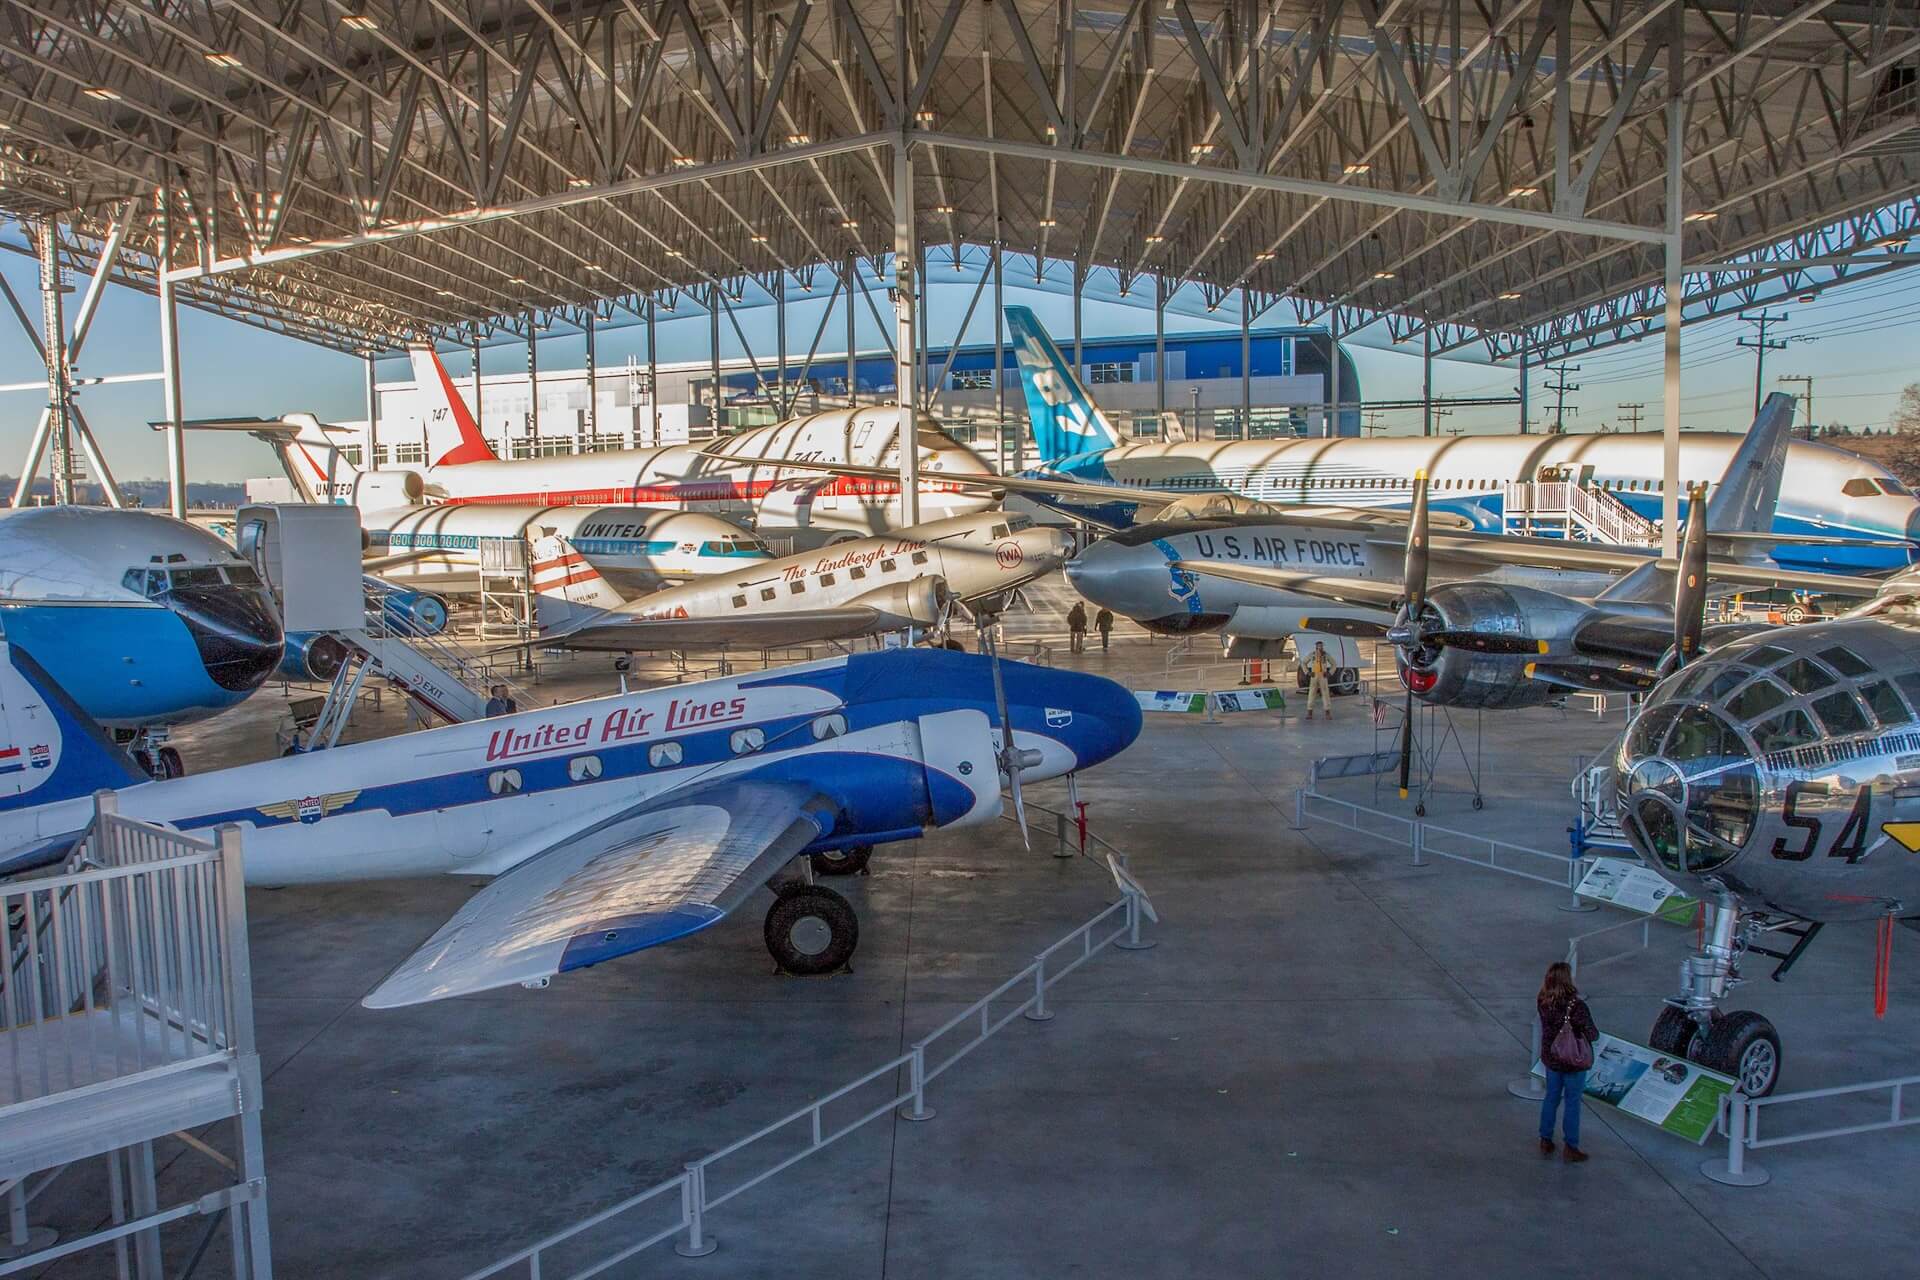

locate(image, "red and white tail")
(408, 345), (497, 466)
(279, 412), (362, 501)
(531, 534), (628, 636)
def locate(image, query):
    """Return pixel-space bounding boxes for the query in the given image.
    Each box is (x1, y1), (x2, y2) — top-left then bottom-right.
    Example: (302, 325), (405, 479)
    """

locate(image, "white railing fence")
(463, 860), (1156, 1279)
(1293, 781), (1588, 893)
(1704, 1074), (1920, 1187)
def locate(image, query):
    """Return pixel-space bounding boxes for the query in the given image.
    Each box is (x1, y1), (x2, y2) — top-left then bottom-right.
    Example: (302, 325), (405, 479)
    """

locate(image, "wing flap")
(364, 780), (837, 1008)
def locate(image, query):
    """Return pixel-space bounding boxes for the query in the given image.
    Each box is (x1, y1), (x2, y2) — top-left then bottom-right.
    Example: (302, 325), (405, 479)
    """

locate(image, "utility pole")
(1362, 409), (1387, 437)
(1778, 374), (1815, 437)
(1736, 310), (1791, 415)
(1618, 402), (1645, 432)
(1545, 362), (1581, 434)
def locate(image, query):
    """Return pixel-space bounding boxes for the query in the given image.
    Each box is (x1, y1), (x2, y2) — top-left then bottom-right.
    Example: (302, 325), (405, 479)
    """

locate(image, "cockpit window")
(1622, 703), (1760, 874)
(1881, 476), (1912, 496)
(1753, 707), (1819, 752)
(1703, 666), (1754, 701)
(1818, 646), (1872, 678)
(1777, 657), (1835, 695)
(1627, 705), (1683, 758)
(1843, 478), (1880, 498)
(1727, 677), (1789, 722)
(171, 567), (223, 589)
(226, 563), (261, 586)
(1810, 690), (1870, 737)
(1859, 680), (1910, 727)
(1742, 644), (1794, 668)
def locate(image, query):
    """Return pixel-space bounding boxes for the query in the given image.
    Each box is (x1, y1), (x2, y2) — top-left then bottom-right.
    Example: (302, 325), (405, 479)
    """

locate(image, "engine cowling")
(375, 587), (450, 635)
(349, 469), (426, 507)
(278, 632), (350, 683)
(849, 575), (951, 628)
(1398, 582), (1593, 710)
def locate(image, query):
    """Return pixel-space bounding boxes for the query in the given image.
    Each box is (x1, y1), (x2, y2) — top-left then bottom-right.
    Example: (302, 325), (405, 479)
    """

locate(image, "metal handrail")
(1705, 1073), (1920, 1186)
(1294, 785), (1587, 891)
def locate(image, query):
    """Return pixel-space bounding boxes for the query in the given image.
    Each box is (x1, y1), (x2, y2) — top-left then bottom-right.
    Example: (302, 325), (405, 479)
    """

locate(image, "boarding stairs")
(1, 796), (270, 1277)
(1572, 755), (1636, 857)
(1503, 480), (1660, 546)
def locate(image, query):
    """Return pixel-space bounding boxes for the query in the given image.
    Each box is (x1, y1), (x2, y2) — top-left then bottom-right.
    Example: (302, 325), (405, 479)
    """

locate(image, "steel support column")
(846, 253), (858, 407)
(1422, 330), (1433, 438)
(893, 141), (919, 525)
(646, 296), (659, 445)
(709, 293), (722, 427)
(156, 193), (186, 517)
(364, 351), (378, 464)
(1155, 279), (1167, 432)
(1662, 6), (1684, 561)
(993, 243), (1006, 471)
(471, 335), (483, 447)
(1518, 347), (1529, 434)
(526, 315), (540, 444)
(1240, 292), (1251, 440)
(1326, 314), (1341, 439)
(775, 274), (788, 417)
(37, 221), (74, 505)
(1072, 267), (1084, 386)
(584, 313), (597, 439)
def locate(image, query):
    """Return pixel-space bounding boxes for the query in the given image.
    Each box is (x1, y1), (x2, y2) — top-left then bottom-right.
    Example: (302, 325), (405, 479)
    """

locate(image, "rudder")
(0, 642), (144, 814)
(1004, 306), (1121, 464)
(408, 345), (497, 465)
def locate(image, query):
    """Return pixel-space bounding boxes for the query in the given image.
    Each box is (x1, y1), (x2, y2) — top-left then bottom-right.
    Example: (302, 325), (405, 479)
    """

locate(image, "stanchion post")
(1115, 885), (1156, 951)
(1, 1181), (56, 1260)
(1024, 955), (1054, 1022)
(1411, 822), (1426, 867)
(1701, 1092), (1770, 1186)
(1293, 788), (1306, 830)
(899, 1044), (937, 1121)
(674, 1165), (717, 1257)
(1508, 1016), (1547, 1100)
(1055, 810), (1071, 859)
(1559, 841), (1598, 913)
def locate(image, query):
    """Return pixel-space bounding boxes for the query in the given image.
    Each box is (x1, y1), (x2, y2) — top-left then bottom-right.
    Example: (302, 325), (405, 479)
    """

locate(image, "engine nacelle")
(279, 632), (350, 684)
(348, 469), (426, 507)
(1399, 582), (1593, 710)
(374, 586), (450, 635)
(850, 575), (951, 628)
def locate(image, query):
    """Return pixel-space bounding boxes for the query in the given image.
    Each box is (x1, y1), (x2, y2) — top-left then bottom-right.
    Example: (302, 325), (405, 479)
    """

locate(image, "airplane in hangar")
(0, 506), (284, 779)
(0, 638), (1141, 1006)
(205, 345), (1000, 549)
(532, 511), (1073, 650)
(1002, 307), (1920, 573)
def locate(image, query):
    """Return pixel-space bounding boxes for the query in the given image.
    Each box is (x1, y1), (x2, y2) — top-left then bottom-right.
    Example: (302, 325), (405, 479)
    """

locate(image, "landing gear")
(123, 732), (184, 779)
(810, 845), (873, 876)
(156, 746), (184, 779)
(764, 886), (858, 975)
(1647, 899), (1786, 1096)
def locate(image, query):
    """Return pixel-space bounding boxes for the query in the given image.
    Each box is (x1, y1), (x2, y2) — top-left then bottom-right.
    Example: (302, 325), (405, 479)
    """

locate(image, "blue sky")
(2, 245), (1915, 482)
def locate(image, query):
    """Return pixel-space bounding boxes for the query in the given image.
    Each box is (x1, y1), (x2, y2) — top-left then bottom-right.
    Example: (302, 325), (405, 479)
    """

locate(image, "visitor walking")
(1067, 602), (1088, 654)
(1304, 642), (1334, 721)
(1536, 960), (1599, 1162)
(1095, 607), (1114, 652)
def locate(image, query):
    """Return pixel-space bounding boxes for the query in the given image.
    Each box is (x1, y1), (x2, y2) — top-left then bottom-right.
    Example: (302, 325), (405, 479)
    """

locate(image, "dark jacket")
(1538, 992), (1599, 1072)
(1095, 608), (1114, 633)
(1067, 604), (1087, 632)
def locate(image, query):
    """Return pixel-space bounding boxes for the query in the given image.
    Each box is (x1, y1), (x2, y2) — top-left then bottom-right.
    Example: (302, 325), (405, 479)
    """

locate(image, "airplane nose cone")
(168, 585), (286, 693)
(1904, 504), (1920, 558)
(1064, 539), (1126, 607)
(999, 660), (1142, 773)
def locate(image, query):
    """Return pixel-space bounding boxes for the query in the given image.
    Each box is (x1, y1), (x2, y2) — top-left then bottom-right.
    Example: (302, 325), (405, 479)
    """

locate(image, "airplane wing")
(1172, 560), (1408, 610)
(547, 606), (897, 650)
(364, 779), (838, 1008)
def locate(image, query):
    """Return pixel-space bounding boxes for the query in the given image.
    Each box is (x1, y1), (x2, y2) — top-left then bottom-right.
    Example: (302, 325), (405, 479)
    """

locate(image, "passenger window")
(1727, 677), (1789, 722)
(789, 580), (805, 594)
(648, 741), (683, 768)
(991, 524), (1008, 539)
(1860, 680), (1911, 727)
(911, 551), (929, 565)
(760, 587), (777, 601)
(1778, 658), (1834, 695)
(1810, 690), (1869, 737)
(1753, 708), (1819, 752)
(880, 558), (896, 572)
(820, 572), (835, 586)
(487, 769), (523, 796)
(850, 566), (867, 580)
(729, 726), (766, 755)
(1818, 646), (1872, 678)
(567, 755), (603, 782)
(812, 713), (848, 740)
(732, 594), (747, 608)
(1842, 478), (1879, 498)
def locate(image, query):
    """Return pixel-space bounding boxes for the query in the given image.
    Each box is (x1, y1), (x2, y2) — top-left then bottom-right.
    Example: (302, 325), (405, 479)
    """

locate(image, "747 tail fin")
(1004, 306), (1121, 464)
(408, 345), (498, 466)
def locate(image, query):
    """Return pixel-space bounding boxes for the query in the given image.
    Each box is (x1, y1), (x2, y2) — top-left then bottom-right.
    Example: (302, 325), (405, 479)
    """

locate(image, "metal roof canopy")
(1, 0), (1917, 365)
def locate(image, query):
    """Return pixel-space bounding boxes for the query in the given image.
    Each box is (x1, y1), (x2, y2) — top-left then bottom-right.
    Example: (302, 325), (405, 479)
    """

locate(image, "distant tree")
(1894, 383), (1920, 435)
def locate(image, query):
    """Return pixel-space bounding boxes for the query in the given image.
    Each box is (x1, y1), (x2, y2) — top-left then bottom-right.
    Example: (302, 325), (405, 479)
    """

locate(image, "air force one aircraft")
(226, 345), (998, 548)
(0, 507), (283, 777)
(1003, 307), (1919, 572)
(534, 512), (1073, 650)
(0, 642), (1140, 1006)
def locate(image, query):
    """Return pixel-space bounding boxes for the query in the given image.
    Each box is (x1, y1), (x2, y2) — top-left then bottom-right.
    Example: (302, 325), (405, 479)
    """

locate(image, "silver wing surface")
(364, 780), (838, 1008)
(547, 607), (896, 650)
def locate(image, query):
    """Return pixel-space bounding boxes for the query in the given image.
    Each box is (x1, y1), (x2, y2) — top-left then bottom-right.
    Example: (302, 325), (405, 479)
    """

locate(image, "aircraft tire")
(1648, 1006), (1704, 1057)
(811, 845), (873, 876)
(765, 886), (858, 975)
(156, 746), (185, 779)
(1699, 1010), (1782, 1097)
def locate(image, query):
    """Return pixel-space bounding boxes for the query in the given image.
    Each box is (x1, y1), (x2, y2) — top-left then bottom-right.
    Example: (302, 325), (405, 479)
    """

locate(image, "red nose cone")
(1401, 665), (1439, 694)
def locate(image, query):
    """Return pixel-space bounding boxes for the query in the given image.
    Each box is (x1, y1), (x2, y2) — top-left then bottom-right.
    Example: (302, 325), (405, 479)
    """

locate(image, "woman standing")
(1536, 961), (1599, 1163)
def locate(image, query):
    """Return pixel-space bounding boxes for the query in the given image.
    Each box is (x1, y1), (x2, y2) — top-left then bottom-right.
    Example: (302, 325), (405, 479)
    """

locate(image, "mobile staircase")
(0, 795), (270, 1278)
(1504, 479), (1661, 545)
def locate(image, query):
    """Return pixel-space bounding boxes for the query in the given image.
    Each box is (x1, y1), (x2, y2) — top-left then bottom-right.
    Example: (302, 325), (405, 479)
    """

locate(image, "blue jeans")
(1540, 1069), (1586, 1147)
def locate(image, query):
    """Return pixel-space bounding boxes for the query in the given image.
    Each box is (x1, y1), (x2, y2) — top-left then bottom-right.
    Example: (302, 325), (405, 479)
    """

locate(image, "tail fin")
(1004, 306), (1121, 464)
(0, 643), (143, 816)
(1704, 392), (1794, 555)
(530, 535), (629, 636)
(408, 345), (497, 465)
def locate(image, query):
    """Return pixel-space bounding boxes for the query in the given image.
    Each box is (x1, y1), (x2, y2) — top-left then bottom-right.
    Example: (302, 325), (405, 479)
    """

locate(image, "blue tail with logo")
(0, 642), (144, 815)
(1005, 306), (1122, 465)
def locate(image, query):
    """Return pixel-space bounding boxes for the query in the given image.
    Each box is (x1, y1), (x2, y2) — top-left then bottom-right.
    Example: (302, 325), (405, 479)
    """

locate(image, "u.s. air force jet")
(0, 642), (1140, 1007)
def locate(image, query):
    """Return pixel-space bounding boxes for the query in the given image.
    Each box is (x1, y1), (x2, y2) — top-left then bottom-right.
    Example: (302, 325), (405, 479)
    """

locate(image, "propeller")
(1296, 616), (1391, 639)
(1395, 471), (1431, 800)
(977, 605), (1033, 849)
(1662, 483), (1712, 676)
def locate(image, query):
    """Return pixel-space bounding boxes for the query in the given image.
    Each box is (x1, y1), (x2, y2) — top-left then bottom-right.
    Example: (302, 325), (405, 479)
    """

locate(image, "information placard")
(1576, 856), (1696, 922)
(1535, 1034), (1734, 1144)
(1133, 689), (1286, 715)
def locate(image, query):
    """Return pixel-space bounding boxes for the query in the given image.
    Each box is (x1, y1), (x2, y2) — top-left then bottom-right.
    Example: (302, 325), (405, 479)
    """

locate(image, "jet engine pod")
(279, 631), (351, 683)
(853, 574), (952, 628)
(351, 469), (427, 507)
(1396, 581), (1590, 710)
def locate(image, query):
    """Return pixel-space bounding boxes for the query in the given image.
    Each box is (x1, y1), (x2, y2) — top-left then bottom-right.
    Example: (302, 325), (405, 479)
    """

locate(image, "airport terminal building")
(343, 325), (1362, 468)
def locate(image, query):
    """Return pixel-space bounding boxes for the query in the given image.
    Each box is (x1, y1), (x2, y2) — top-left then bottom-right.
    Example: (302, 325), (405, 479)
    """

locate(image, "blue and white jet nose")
(1001, 661), (1143, 778)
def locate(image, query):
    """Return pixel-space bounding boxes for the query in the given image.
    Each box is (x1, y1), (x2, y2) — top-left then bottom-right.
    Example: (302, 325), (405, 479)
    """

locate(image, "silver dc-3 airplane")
(0, 642), (1140, 1007)
(532, 511), (1072, 650)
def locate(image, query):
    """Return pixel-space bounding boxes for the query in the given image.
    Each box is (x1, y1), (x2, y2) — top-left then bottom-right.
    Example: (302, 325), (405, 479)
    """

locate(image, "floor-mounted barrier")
(1703, 1074), (1920, 1187)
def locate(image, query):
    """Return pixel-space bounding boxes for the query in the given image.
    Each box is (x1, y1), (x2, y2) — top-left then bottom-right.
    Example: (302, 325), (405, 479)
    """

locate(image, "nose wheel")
(1649, 901), (1784, 1096)
(765, 885), (858, 975)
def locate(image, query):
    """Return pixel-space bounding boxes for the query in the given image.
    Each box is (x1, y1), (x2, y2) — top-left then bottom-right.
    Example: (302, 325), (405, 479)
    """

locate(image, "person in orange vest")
(1304, 641), (1333, 721)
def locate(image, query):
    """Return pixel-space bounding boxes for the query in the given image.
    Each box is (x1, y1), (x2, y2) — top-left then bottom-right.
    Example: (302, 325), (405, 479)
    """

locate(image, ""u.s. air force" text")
(1187, 533), (1367, 567)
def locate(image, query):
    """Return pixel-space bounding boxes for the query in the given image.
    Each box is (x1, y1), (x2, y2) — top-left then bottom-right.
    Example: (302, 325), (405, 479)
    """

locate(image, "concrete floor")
(24, 575), (1920, 1279)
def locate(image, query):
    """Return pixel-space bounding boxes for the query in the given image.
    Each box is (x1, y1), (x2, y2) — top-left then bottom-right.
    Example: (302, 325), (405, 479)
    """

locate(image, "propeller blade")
(1423, 629), (1549, 655)
(1397, 685), (1414, 800)
(1672, 482), (1710, 669)
(984, 620), (1031, 850)
(1297, 615), (1391, 639)
(1403, 470), (1431, 616)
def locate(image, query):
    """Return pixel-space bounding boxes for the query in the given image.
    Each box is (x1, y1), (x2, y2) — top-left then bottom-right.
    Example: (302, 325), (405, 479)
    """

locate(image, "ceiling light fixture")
(1373, 270), (1395, 279)
(204, 51), (242, 68)
(1343, 162), (1370, 175)
(1508, 185), (1539, 197)
(786, 133), (811, 145)
(341, 12), (378, 31)
(1498, 290), (1521, 300)
(1145, 234), (1163, 244)
(1684, 210), (1719, 222)
(84, 86), (122, 101)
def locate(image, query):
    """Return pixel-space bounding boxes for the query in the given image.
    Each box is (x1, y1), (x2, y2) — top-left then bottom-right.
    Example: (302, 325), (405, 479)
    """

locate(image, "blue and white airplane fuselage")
(0, 643), (1140, 1006)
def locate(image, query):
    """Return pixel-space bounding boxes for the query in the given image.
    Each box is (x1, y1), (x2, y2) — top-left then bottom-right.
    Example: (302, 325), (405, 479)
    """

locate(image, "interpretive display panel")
(1577, 856), (1696, 922)
(1535, 1035), (1735, 1144)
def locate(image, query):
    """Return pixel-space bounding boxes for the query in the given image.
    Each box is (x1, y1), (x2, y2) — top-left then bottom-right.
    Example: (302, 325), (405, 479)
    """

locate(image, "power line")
(1618, 402), (1645, 431)
(1545, 362), (1581, 434)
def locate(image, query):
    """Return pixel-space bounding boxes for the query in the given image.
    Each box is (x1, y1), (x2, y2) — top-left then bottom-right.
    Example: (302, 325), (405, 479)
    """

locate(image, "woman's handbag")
(1550, 1006), (1594, 1071)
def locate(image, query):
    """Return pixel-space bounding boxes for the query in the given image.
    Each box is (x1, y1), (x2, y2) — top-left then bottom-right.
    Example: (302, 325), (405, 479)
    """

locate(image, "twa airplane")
(251, 347), (998, 549)
(1003, 307), (1920, 573)
(0, 642), (1140, 1005)
(534, 512), (1073, 649)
